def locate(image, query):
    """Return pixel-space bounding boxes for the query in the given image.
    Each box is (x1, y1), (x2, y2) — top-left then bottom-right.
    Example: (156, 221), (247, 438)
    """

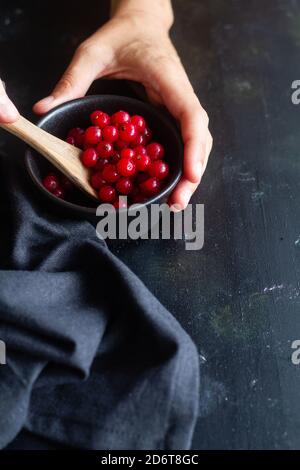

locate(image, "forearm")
(110, 0), (174, 31)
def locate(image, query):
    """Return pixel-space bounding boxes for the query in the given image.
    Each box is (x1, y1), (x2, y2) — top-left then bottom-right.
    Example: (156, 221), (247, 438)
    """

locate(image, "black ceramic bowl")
(25, 95), (183, 218)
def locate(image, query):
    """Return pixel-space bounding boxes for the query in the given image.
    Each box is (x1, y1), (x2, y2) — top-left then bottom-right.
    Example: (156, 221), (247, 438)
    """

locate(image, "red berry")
(43, 174), (59, 193)
(114, 198), (128, 209)
(119, 123), (138, 143)
(146, 142), (165, 160)
(111, 110), (130, 126)
(135, 153), (151, 172)
(130, 133), (146, 148)
(102, 164), (120, 183)
(114, 139), (128, 151)
(117, 158), (136, 177)
(91, 172), (106, 190)
(81, 148), (99, 168)
(66, 136), (75, 145)
(140, 177), (161, 196)
(131, 115), (146, 133)
(90, 110), (110, 128)
(149, 160), (169, 180)
(133, 145), (147, 157)
(67, 127), (84, 147)
(102, 125), (119, 143)
(99, 185), (116, 203)
(53, 187), (65, 199)
(96, 141), (114, 158)
(120, 148), (135, 159)
(94, 158), (109, 171)
(84, 126), (102, 145)
(143, 126), (152, 143)
(116, 177), (133, 195)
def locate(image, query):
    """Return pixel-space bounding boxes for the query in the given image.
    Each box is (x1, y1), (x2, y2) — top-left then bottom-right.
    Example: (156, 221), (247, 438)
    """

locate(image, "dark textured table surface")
(1, 0), (300, 450)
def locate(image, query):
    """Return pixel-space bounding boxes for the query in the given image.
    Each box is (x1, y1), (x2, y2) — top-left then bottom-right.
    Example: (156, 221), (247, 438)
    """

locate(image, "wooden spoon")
(0, 115), (98, 200)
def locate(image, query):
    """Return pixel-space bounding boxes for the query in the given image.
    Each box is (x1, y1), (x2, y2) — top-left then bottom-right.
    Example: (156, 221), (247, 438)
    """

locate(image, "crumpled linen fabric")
(0, 154), (199, 450)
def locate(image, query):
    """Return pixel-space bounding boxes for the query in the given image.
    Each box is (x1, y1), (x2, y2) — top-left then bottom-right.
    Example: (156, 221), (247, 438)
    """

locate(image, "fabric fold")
(0, 154), (199, 450)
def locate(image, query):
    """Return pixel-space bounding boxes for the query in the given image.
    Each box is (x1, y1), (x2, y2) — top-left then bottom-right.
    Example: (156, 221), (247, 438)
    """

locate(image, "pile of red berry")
(42, 173), (74, 200)
(42, 109), (169, 208)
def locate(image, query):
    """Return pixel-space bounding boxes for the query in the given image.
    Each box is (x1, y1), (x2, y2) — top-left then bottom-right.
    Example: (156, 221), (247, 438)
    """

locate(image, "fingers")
(168, 129), (212, 209)
(180, 105), (212, 183)
(33, 43), (103, 115)
(145, 87), (163, 106)
(169, 115), (212, 210)
(0, 80), (19, 123)
(152, 57), (212, 209)
(168, 178), (198, 210)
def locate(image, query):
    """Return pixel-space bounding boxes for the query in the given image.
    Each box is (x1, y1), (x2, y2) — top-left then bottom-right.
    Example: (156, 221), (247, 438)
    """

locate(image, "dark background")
(1, 0), (300, 450)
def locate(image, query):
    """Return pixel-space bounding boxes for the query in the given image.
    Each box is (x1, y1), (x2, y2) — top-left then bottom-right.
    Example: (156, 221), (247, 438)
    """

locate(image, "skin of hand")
(0, 80), (19, 123)
(32, 12), (212, 210)
(34, 14), (212, 209)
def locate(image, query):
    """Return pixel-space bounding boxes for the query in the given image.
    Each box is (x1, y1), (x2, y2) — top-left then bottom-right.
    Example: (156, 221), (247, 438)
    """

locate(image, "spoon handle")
(1, 115), (54, 148)
(0, 115), (80, 164)
(0, 116), (97, 199)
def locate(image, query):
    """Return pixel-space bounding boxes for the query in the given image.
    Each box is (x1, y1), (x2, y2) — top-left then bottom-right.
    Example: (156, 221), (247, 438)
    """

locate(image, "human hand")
(33, 14), (212, 210)
(0, 80), (19, 123)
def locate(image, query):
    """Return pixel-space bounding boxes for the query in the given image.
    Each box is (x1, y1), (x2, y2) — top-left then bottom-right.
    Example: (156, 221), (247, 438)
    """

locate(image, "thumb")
(33, 44), (102, 115)
(0, 80), (19, 123)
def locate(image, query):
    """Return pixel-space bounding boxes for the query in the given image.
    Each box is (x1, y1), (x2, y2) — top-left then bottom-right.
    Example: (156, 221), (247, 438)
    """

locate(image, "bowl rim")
(25, 94), (183, 214)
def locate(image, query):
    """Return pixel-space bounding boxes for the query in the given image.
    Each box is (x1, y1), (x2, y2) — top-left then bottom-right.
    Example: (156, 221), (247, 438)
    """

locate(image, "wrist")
(83, 5), (174, 66)
(101, 14), (171, 51)
(111, 1), (173, 32)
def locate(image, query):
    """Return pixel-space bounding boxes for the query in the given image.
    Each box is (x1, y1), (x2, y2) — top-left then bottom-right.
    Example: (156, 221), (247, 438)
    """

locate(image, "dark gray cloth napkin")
(0, 154), (199, 450)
